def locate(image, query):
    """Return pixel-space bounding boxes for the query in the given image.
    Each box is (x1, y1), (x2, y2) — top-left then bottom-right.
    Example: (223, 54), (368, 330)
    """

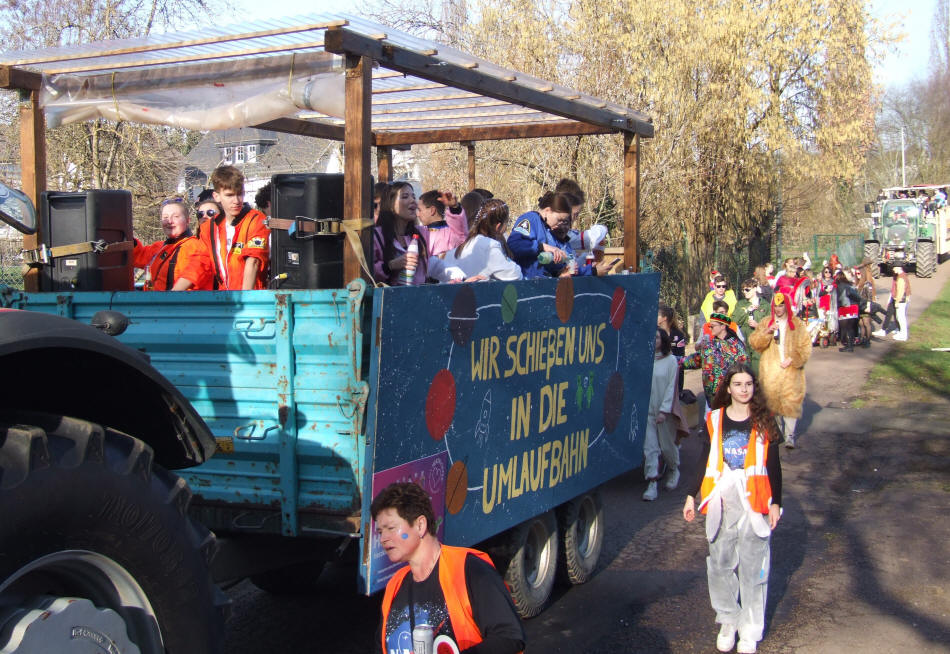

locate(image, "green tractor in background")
(864, 185), (950, 279)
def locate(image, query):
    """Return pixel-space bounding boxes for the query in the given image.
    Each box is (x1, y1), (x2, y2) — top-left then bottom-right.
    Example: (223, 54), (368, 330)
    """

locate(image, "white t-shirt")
(433, 235), (523, 282)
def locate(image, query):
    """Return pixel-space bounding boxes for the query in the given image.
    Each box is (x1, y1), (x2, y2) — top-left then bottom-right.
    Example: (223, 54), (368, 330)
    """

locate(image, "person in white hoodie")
(643, 327), (681, 501)
(433, 199), (523, 282)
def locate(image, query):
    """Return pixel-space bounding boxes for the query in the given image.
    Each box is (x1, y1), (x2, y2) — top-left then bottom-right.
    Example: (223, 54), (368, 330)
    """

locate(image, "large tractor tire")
(0, 413), (226, 654)
(864, 242), (881, 278)
(503, 511), (558, 618)
(916, 240), (936, 278)
(556, 491), (605, 585)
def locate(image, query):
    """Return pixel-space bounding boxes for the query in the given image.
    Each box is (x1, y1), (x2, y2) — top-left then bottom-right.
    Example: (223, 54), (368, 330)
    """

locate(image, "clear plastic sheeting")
(40, 54), (345, 130)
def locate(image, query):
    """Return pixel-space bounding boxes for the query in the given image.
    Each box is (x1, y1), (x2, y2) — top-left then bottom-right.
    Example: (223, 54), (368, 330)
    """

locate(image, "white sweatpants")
(643, 414), (679, 480)
(895, 300), (909, 339)
(706, 481), (771, 643)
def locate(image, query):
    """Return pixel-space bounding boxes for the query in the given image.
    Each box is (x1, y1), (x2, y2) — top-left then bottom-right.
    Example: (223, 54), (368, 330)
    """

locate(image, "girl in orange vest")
(683, 364), (783, 654)
(371, 482), (524, 654)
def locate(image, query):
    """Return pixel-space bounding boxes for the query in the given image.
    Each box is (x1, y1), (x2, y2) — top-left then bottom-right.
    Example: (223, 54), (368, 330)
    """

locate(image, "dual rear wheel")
(502, 490), (604, 618)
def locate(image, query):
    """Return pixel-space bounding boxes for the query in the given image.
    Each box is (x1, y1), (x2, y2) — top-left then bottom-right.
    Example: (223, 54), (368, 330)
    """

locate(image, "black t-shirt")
(375, 553), (525, 654)
(721, 414), (751, 470)
(667, 326), (688, 359)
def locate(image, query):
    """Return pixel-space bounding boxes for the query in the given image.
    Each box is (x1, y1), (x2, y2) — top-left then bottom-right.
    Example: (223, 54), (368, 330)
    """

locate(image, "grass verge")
(855, 277), (950, 405)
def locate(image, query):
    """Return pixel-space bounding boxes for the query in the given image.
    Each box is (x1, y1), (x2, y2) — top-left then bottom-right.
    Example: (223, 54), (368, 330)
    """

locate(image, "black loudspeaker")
(40, 190), (133, 291)
(270, 173), (345, 289)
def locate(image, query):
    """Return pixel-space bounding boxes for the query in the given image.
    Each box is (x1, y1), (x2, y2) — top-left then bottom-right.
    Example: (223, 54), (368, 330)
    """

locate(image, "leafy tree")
(0, 0), (222, 232)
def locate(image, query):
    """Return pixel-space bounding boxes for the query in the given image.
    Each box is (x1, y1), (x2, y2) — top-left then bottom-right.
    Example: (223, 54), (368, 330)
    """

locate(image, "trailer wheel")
(557, 491), (604, 585)
(916, 240), (936, 278)
(0, 413), (226, 654)
(864, 242), (881, 278)
(250, 561), (326, 594)
(503, 511), (558, 618)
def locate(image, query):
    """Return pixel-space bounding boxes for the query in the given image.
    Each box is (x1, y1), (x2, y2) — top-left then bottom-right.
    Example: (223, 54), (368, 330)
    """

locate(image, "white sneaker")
(642, 481), (658, 501)
(872, 329), (886, 337)
(716, 623), (737, 652)
(737, 637), (757, 653)
(664, 468), (680, 490)
(892, 334), (907, 341)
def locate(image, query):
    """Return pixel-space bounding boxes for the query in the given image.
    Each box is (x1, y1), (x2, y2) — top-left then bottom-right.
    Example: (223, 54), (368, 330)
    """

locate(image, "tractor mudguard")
(0, 309), (215, 469)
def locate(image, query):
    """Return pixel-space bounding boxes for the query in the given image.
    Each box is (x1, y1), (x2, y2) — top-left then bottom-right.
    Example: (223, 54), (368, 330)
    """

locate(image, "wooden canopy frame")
(0, 16), (652, 289)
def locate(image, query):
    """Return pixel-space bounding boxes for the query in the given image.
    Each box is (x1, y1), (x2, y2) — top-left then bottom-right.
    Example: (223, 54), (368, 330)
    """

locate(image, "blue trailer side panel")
(12, 285), (367, 537)
(360, 274), (658, 593)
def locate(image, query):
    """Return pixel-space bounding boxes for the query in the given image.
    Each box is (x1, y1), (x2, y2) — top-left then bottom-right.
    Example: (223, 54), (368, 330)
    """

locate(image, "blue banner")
(364, 274), (659, 591)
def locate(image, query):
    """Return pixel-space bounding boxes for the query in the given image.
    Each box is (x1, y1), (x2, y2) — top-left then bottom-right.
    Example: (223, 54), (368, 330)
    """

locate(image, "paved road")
(223, 264), (950, 653)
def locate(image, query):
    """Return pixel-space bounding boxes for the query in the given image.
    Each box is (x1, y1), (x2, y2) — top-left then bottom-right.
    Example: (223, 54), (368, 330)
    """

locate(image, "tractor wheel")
(0, 413), (226, 654)
(916, 240), (936, 278)
(556, 491), (604, 585)
(503, 511), (558, 618)
(864, 242), (881, 278)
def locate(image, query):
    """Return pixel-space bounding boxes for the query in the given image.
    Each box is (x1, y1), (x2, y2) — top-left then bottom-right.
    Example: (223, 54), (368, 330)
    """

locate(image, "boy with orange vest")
(371, 482), (524, 654)
(683, 364), (783, 654)
(198, 165), (270, 290)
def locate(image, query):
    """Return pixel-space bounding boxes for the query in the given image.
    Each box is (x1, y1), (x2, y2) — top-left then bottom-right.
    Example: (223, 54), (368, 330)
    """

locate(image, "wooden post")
(343, 54), (372, 285)
(464, 142), (476, 190)
(20, 89), (47, 292)
(623, 133), (640, 272)
(376, 146), (393, 183)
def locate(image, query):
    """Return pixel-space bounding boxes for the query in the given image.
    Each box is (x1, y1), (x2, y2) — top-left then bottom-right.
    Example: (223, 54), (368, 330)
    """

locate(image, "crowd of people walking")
(653, 249), (921, 653)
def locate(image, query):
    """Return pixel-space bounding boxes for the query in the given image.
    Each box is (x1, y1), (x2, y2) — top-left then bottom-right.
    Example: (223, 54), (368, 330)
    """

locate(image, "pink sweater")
(425, 206), (467, 257)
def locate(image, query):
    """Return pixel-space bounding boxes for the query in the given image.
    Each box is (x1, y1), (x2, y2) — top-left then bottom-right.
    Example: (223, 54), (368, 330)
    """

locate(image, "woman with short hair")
(133, 197), (213, 291)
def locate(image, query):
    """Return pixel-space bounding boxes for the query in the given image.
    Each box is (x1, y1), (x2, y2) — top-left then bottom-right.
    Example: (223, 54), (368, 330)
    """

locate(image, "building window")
(247, 144), (258, 163)
(235, 146), (245, 164)
(222, 147), (233, 164)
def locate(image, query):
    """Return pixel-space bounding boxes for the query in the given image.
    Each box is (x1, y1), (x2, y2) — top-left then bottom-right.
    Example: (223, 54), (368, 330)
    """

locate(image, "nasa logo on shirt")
(249, 236), (267, 248)
(512, 219), (532, 236)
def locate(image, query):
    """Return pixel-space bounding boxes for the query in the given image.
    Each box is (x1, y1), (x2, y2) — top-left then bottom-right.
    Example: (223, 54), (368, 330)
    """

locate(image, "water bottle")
(566, 253), (577, 275)
(402, 234), (419, 286)
(537, 251), (554, 265)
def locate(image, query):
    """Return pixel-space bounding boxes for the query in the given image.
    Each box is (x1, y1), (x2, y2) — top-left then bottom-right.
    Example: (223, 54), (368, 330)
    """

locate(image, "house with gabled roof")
(182, 127), (343, 201)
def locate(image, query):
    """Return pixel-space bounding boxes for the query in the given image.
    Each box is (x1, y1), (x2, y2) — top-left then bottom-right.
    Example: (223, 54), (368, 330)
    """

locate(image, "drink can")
(412, 624), (434, 654)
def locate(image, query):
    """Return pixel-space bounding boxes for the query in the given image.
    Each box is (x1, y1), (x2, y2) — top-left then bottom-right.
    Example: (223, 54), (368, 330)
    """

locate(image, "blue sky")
(872, 0), (938, 86)
(231, 0), (937, 86)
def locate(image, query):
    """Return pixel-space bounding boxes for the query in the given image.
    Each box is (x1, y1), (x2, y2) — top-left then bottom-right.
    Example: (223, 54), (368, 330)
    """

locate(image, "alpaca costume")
(749, 292), (811, 441)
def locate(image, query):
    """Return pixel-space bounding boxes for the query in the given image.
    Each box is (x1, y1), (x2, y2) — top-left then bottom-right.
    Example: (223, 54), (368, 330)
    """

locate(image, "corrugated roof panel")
(0, 12), (652, 137)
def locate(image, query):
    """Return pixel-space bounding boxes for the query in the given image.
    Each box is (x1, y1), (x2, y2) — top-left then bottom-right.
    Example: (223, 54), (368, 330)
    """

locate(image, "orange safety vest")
(698, 408), (772, 515)
(380, 545), (492, 653)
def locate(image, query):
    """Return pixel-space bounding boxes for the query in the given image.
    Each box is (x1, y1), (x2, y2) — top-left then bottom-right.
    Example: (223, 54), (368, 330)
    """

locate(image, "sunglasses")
(196, 209), (218, 219)
(715, 284), (727, 289)
(161, 196), (184, 206)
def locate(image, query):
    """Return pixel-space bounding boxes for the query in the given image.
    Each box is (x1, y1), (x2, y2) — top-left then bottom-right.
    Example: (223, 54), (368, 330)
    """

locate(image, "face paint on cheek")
(400, 531), (409, 540)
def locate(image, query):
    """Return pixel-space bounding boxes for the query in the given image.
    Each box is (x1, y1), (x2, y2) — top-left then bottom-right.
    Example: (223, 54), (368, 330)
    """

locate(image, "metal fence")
(0, 267), (21, 289)
(778, 234), (865, 268)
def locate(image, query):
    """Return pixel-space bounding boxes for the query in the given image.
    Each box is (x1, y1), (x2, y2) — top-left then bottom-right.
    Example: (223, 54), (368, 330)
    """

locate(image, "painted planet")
(555, 276), (574, 323)
(445, 460), (468, 515)
(425, 369), (456, 441)
(501, 284), (519, 323)
(609, 287), (627, 330)
(603, 372), (624, 433)
(449, 284), (477, 346)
